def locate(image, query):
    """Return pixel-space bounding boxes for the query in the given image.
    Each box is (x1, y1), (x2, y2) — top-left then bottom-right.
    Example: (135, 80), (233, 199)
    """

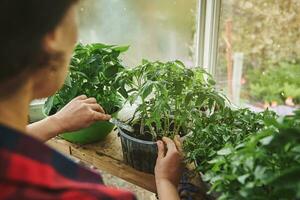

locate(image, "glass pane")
(77, 0), (197, 66)
(216, 0), (300, 115)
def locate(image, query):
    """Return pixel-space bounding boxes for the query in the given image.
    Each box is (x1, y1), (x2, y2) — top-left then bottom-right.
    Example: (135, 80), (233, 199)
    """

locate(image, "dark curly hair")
(0, 0), (78, 95)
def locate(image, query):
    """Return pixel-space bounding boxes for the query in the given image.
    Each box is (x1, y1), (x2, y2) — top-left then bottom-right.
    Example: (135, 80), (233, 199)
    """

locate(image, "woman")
(0, 0), (182, 199)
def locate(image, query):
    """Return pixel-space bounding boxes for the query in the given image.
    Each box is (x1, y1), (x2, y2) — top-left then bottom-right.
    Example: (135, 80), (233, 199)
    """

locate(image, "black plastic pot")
(118, 128), (158, 174)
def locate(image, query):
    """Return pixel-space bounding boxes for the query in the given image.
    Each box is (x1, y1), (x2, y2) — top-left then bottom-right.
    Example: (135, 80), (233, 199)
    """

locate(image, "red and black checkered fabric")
(0, 124), (137, 200)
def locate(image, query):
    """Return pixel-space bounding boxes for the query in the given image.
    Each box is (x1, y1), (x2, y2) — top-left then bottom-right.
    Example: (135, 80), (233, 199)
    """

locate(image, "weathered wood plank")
(46, 137), (71, 155)
(47, 131), (156, 193)
(70, 145), (156, 192)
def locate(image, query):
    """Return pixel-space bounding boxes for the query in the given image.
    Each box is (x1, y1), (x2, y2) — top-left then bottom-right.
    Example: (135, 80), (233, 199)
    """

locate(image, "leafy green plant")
(183, 108), (276, 172)
(246, 62), (300, 104)
(45, 43), (129, 115)
(117, 60), (226, 141)
(203, 110), (300, 200)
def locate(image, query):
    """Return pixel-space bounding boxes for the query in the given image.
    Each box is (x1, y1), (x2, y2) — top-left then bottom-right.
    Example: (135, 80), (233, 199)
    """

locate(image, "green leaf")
(217, 147), (233, 156)
(90, 43), (114, 50)
(118, 87), (128, 99)
(259, 135), (274, 145)
(254, 166), (267, 180)
(208, 78), (216, 85)
(140, 81), (154, 100)
(113, 45), (130, 53)
(184, 92), (194, 105)
(104, 65), (121, 78)
(237, 174), (250, 184)
(291, 145), (300, 153)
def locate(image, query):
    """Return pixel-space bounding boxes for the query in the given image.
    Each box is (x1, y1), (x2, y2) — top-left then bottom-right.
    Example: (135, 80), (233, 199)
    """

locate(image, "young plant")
(183, 107), (276, 172)
(117, 60), (226, 141)
(203, 109), (300, 200)
(45, 43), (129, 115)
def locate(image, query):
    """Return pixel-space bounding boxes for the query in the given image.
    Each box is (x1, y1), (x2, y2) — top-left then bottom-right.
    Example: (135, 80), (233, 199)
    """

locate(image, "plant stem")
(140, 117), (144, 135)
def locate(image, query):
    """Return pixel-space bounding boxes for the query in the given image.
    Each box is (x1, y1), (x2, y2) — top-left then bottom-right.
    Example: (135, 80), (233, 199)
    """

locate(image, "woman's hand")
(27, 95), (111, 142)
(155, 135), (183, 200)
(155, 135), (183, 186)
(53, 95), (111, 133)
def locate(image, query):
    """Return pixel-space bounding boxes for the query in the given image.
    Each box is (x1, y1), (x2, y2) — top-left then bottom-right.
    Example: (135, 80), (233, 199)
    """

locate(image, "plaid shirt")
(0, 124), (137, 200)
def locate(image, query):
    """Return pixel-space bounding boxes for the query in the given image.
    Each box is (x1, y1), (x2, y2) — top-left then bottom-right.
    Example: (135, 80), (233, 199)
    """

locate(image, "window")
(76, 0), (300, 114)
(215, 0), (300, 113)
(77, 0), (197, 66)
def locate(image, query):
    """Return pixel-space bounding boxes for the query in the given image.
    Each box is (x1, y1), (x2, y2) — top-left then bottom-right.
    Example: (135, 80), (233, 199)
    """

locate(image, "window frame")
(195, 0), (221, 78)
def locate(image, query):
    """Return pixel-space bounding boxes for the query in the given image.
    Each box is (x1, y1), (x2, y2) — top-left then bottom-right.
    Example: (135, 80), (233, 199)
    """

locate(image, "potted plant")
(183, 107), (276, 172)
(116, 60), (226, 173)
(45, 43), (129, 144)
(181, 100), (279, 199)
(199, 110), (300, 199)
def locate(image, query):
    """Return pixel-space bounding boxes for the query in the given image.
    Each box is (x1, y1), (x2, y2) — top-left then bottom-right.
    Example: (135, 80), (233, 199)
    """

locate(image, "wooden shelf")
(46, 131), (156, 193)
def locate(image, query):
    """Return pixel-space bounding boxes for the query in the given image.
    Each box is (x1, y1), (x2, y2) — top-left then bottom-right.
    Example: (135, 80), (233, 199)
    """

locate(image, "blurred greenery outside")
(216, 0), (300, 106)
(76, 0), (300, 106)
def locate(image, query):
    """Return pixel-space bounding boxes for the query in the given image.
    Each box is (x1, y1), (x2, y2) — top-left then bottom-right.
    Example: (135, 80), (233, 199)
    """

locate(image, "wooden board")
(47, 131), (156, 193)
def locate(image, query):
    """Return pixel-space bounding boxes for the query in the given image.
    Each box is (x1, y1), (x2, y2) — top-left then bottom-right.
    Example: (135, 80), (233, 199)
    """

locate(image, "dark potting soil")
(124, 121), (186, 142)
(123, 124), (158, 142)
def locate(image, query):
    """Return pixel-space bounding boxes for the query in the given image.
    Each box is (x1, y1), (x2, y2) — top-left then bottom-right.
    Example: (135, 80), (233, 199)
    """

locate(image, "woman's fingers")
(82, 97), (97, 104)
(74, 95), (110, 120)
(82, 98), (106, 114)
(162, 137), (178, 156)
(157, 140), (165, 160)
(92, 111), (111, 121)
(174, 135), (183, 153)
(89, 103), (105, 113)
(74, 94), (87, 100)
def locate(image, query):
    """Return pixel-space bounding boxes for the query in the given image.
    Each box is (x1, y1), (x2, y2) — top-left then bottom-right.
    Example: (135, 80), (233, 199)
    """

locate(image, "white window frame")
(195, 0), (221, 78)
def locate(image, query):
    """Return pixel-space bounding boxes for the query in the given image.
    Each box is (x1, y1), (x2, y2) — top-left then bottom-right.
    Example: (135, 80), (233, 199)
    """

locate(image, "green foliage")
(184, 108), (276, 172)
(219, 0), (300, 69)
(247, 62), (300, 104)
(117, 60), (226, 140)
(203, 110), (300, 200)
(45, 43), (129, 115)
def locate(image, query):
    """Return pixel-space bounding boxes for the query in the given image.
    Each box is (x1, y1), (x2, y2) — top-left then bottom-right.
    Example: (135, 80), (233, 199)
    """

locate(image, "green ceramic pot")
(43, 96), (120, 144)
(29, 99), (47, 123)
(60, 120), (115, 144)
